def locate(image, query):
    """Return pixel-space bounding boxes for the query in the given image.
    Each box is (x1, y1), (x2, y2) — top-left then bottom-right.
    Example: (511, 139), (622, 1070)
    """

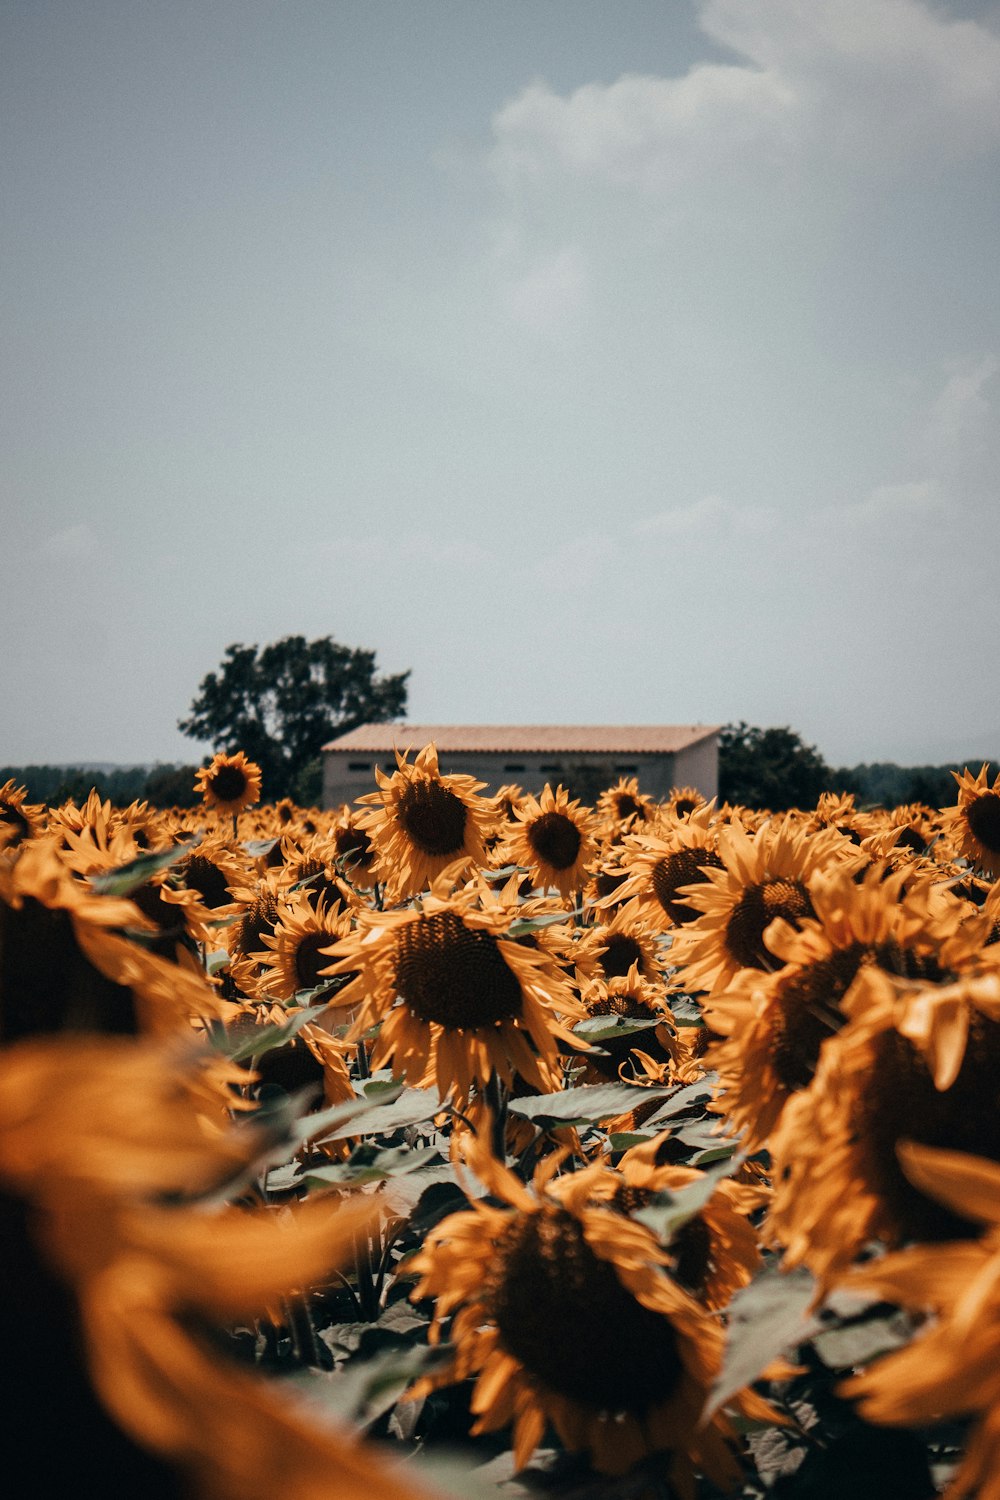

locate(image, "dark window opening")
(504, 763), (526, 773)
(539, 762), (563, 773)
(614, 764), (638, 773)
(348, 761), (372, 772)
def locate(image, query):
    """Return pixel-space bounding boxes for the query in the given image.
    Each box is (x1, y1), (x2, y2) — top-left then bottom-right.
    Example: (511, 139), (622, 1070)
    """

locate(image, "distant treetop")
(179, 635), (409, 800)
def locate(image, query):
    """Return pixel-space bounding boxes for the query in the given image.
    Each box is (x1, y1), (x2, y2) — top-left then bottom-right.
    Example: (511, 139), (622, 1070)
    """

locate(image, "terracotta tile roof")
(323, 724), (720, 754)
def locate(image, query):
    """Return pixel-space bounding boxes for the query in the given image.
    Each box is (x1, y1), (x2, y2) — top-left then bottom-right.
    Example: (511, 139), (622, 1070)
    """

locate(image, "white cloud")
(505, 245), (588, 330)
(633, 494), (778, 538)
(817, 478), (948, 532)
(491, 66), (798, 194)
(928, 355), (999, 446)
(489, 0), (1000, 196)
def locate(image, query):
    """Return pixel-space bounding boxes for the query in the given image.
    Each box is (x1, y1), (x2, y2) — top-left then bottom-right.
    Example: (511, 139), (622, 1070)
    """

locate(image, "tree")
(718, 722), (830, 812)
(179, 636), (409, 800)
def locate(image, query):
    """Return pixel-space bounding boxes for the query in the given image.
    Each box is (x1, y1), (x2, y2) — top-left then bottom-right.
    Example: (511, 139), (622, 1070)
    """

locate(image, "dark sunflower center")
(966, 791), (1000, 858)
(725, 879), (815, 970)
(590, 992), (657, 1020)
(182, 855), (232, 909)
(393, 911), (522, 1029)
(614, 794), (643, 821)
(0, 801), (30, 844)
(526, 812), (581, 872)
(488, 1205), (683, 1412)
(598, 932), (644, 979)
(651, 848), (724, 925)
(254, 1038), (326, 1103)
(0, 898), (137, 1042)
(770, 945), (873, 1092)
(594, 869), (627, 900)
(397, 781), (468, 857)
(863, 1013), (1000, 1243)
(234, 892), (280, 956)
(674, 798), (698, 818)
(293, 931), (337, 991)
(334, 826), (374, 870)
(672, 1216), (714, 1298)
(208, 764), (248, 803)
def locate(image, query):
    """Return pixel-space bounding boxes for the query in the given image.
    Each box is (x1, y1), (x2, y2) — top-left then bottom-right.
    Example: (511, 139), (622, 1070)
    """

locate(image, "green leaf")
(310, 1085), (441, 1144)
(508, 1080), (674, 1128)
(704, 1266), (821, 1420)
(634, 1159), (738, 1243)
(506, 909), (577, 939)
(242, 838), (279, 858)
(217, 1006), (326, 1064)
(299, 1144), (443, 1188)
(89, 838), (200, 897)
(640, 1076), (717, 1128)
(812, 1311), (913, 1370)
(572, 1015), (663, 1044)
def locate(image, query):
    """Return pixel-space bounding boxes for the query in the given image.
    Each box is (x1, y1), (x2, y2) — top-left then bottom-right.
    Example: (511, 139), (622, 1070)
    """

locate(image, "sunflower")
(0, 1032), (428, 1500)
(592, 1133), (766, 1312)
(840, 1142), (1000, 1500)
(320, 872), (583, 1103)
(572, 896), (663, 985)
(406, 1130), (777, 1485)
(257, 890), (357, 1006)
(0, 778), (43, 848)
(767, 970), (1000, 1285)
(354, 742), (494, 900)
(667, 815), (858, 1000)
(666, 786), (706, 820)
(948, 764), (1000, 878)
(501, 783), (597, 900)
(594, 777), (654, 835)
(704, 864), (962, 1153)
(607, 804), (723, 929)
(326, 807), (380, 890)
(194, 751), (263, 816)
(0, 840), (225, 1042)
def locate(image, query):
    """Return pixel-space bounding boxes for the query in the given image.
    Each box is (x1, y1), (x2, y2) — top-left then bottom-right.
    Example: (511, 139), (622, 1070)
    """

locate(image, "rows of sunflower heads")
(3, 748), (1000, 1498)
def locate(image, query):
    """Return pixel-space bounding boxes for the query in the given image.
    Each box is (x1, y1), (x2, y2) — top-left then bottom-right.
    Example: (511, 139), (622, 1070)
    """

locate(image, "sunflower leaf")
(311, 1085), (441, 1143)
(218, 1005), (327, 1064)
(89, 838), (201, 897)
(640, 1076), (717, 1127)
(508, 1080), (674, 1127)
(634, 1159), (738, 1242)
(298, 1144), (443, 1188)
(572, 1015), (663, 1043)
(704, 1266), (821, 1420)
(506, 910), (577, 938)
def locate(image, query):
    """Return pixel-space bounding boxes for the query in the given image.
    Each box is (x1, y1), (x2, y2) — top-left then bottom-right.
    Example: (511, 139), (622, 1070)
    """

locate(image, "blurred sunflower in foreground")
(841, 1141), (1000, 1500)
(0, 1033), (433, 1500)
(768, 970), (1000, 1284)
(949, 764), (1000, 878)
(322, 872), (583, 1102)
(195, 752), (263, 816)
(406, 1131), (777, 1489)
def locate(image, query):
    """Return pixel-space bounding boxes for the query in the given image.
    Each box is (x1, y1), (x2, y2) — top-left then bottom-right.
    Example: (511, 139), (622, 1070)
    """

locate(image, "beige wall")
(323, 738), (718, 810)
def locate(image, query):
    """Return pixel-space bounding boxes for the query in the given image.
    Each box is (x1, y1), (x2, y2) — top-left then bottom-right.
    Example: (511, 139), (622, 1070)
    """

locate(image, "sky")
(3, 0), (999, 771)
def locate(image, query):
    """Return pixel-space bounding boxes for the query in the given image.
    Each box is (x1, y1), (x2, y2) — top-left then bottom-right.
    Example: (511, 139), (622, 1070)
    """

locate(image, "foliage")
(717, 723), (830, 812)
(830, 759), (997, 809)
(178, 635), (409, 799)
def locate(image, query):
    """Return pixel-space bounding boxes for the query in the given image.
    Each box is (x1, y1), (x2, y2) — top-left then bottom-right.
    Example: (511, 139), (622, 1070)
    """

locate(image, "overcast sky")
(3, 0), (999, 770)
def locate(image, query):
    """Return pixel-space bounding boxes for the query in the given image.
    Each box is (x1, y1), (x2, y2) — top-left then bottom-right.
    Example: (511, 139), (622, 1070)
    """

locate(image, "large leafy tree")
(179, 636), (409, 800)
(718, 721), (830, 812)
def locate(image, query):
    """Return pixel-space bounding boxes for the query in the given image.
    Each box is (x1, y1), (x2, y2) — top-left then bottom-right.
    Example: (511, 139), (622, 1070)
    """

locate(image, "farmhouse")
(321, 724), (720, 810)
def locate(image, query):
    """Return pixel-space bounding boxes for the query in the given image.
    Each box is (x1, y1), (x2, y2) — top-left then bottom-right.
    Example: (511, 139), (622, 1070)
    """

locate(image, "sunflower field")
(3, 749), (1000, 1500)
